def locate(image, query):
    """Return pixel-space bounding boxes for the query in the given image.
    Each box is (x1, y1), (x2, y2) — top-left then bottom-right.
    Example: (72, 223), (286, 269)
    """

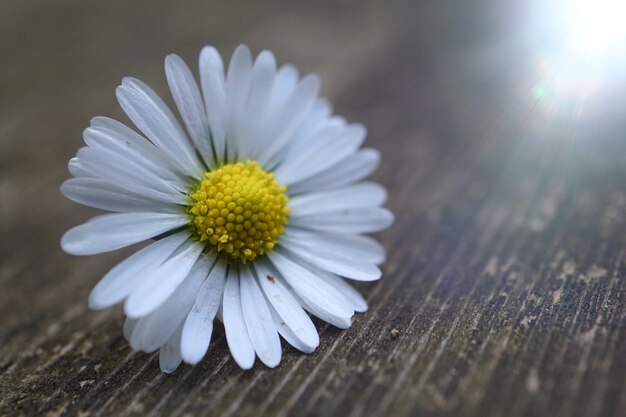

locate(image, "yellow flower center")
(188, 161), (290, 263)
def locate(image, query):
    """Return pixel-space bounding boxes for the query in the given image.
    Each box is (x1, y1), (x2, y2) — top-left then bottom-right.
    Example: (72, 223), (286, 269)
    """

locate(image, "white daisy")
(60, 45), (393, 373)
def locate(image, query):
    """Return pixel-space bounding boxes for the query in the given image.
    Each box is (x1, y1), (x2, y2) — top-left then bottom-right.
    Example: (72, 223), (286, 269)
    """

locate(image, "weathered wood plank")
(1, 1), (625, 416)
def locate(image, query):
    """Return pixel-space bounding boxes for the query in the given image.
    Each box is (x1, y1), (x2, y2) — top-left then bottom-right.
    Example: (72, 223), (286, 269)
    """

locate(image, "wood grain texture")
(1, 0), (625, 416)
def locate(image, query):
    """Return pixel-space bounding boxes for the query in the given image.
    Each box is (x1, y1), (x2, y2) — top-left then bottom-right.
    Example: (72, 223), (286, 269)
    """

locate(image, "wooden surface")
(1, 1), (625, 416)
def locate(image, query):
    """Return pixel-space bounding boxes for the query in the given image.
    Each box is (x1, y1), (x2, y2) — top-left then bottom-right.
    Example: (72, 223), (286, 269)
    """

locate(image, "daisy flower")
(60, 45), (393, 373)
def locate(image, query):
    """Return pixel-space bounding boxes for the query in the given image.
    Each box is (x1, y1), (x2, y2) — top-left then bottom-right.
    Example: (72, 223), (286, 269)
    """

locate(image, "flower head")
(61, 45), (393, 372)
(188, 160), (290, 262)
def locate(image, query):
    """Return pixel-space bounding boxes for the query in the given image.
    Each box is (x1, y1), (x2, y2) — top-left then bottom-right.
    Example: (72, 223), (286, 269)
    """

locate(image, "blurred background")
(1, 1), (625, 416)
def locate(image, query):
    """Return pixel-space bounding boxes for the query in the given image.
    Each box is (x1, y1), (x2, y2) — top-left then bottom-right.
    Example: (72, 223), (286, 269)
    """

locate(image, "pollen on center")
(188, 160), (290, 263)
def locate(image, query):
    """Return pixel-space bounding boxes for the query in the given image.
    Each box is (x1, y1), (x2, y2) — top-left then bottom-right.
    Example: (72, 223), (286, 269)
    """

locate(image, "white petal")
(83, 124), (184, 184)
(116, 77), (203, 176)
(267, 250), (354, 329)
(279, 98), (333, 162)
(76, 147), (186, 204)
(281, 226), (385, 281)
(67, 159), (184, 205)
(82, 141), (182, 190)
(289, 207), (394, 234)
(61, 178), (181, 214)
(198, 46), (226, 165)
(88, 232), (189, 309)
(123, 317), (139, 341)
(181, 258), (227, 365)
(238, 50), (277, 160)
(283, 228), (386, 265)
(256, 74), (320, 167)
(159, 323), (183, 373)
(90, 117), (181, 176)
(124, 240), (204, 319)
(312, 267), (369, 313)
(294, 293), (352, 329)
(288, 148), (380, 194)
(254, 259), (319, 350)
(269, 305), (317, 353)
(224, 45), (253, 162)
(130, 253), (216, 352)
(269, 65), (299, 109)
(62, 213), (189, 256)
(272, 118), (344, 177)
(68, 157), (93, 178)
(282, 244), (381, 282)
(240, 265), (282, 368)
(223, 266), (255, 369)
(275, 123), (365, 185)
(165, 54), (213, 166)
(289, 182), (387, 217)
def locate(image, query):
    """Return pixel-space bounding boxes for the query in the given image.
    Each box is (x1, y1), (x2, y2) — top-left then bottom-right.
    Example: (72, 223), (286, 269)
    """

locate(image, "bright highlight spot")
(568, 0), (625, 58)
(188, 161), (290, 263)
(552, 0), (626, 65)
(527, 0), (626, 114)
